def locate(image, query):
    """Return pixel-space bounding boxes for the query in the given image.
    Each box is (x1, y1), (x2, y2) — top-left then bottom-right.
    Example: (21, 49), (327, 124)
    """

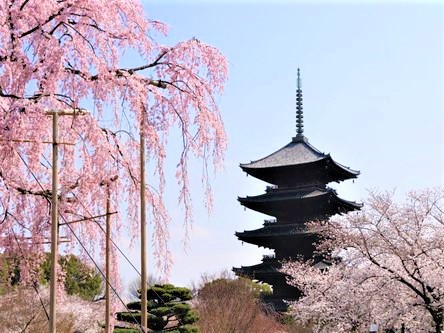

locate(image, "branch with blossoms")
(0, 0), (228, 285)
(283, 188), (444, 333)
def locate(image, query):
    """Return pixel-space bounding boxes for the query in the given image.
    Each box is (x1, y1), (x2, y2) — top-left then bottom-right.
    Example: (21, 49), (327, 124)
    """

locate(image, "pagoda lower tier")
(233, 255), (334, 311)
(238, 186), (362, 221)
(233, 256), (302, 311)
(262, 295), (294, 312)
(236, 224), (318, 259)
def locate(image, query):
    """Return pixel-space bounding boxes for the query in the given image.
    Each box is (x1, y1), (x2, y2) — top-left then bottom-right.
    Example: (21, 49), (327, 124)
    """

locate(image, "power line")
(69, 191), (187, 328)
(38, 155), (186, 326)
(19, 150), (187, 331)
(11, 229), (50, 321)
(61, 216), (147, 333)
(16, 151), (147, 333)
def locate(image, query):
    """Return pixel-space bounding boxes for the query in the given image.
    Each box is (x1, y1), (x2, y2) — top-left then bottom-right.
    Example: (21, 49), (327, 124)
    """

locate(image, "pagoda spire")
(295, 68), (304, 138)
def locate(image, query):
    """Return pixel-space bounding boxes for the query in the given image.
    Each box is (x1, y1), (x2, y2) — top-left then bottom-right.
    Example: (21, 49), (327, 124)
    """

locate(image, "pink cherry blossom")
(0, 0), (227, 294)
(283, 188), (444, 333)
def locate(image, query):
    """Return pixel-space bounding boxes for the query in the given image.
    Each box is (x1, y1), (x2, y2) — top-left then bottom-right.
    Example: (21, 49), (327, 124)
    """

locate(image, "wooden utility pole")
(140, 132), (148, 332)
(105, 186), (111, 333)
(139, 84), (165, 333)
(47, 109), (88, 333)
(49, 111), (59, 333)
(102, 175), (118, 333)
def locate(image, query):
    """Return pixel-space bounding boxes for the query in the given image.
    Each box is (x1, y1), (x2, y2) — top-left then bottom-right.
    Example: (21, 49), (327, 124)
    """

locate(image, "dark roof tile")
(240, 136), (325, 169)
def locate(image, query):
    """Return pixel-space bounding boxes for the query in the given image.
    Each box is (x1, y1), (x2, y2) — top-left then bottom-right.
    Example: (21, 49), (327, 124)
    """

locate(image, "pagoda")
(233, 69), (362, 311)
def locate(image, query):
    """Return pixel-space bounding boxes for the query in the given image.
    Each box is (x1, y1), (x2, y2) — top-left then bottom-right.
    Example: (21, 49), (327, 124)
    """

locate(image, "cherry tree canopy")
(0, 0), (228, 277)
(283, 188), (444, 333)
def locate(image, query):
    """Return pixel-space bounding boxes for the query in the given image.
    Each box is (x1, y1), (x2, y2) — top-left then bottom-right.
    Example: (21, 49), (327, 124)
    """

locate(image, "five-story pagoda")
(233, 69), (362, 311)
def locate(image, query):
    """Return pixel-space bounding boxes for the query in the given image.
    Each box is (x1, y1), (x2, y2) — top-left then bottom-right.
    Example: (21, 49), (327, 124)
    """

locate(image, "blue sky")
(118, 1), (443, 290)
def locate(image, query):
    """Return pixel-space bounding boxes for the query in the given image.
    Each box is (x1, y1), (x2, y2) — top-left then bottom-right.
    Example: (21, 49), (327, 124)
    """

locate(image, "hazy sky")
(118, 1), (443, 291)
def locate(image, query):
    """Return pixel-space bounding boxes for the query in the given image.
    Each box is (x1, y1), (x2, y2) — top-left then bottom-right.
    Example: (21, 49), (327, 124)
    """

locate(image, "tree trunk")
(431, 310), (443, 333)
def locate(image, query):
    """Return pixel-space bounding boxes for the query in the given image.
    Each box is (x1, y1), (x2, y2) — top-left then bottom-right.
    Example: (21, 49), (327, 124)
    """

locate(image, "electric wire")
(60, 216), (148, 333)
(16, 151), (148, 333)
(11, 229), (50, 321)
(20, 149), (190, 331)
(40, 151), (187, 328)
(68, 190), (187, 328)
(3, 177), (51, 322)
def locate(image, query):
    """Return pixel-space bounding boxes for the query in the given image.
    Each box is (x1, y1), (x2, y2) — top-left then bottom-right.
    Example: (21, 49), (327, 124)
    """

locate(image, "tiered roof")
(238, 186), (361, 219)
(240, 135), (359, 186)
(233, 68), (361, 311)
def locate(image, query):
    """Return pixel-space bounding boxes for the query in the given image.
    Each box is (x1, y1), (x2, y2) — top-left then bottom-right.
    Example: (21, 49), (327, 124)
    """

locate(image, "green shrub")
(115, 283), (198, 333)
(0, 253), (102, 300)
(113, 328), (139, 333)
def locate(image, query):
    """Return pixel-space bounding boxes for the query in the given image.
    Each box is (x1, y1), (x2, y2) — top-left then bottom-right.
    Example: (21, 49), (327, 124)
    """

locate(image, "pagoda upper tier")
(240, 135), (359, 186)
(238, 185), (362, 221)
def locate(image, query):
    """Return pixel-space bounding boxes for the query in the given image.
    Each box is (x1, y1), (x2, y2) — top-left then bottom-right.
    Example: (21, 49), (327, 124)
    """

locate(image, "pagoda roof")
(238, 186), (362, 218)
(234, 259), (334, 284)
(236, 224), (311, 239)
(240, 136), (324, 169)
(233, 257), (282, 277)
(239, 186), (342, 202)
(236, 225), (318, 253)
(240, 135), (359, 182)
(235, 224), (317, 250)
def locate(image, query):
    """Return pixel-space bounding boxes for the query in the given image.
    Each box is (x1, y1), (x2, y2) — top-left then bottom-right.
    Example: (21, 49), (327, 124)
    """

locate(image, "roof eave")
(326, 154), (360, 176)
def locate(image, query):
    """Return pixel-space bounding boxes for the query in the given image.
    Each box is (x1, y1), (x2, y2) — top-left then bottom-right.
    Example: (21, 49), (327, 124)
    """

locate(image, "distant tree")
(283, 188), (444, 333)
(0, 287), (104, 333)
(0, 252), (101, 300)
(115, 283), (198, 333)
(41, 253), (102, 300)
(0, 253), (21, 294)
(194, 274), (284, 333)
(127, 274), (162, 301)
(199, 276), (272, 298)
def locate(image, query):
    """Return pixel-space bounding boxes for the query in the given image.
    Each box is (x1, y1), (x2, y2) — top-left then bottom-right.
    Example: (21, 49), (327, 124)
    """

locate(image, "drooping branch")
(0, 0), (228, 279)
(19, 3), (74, 39)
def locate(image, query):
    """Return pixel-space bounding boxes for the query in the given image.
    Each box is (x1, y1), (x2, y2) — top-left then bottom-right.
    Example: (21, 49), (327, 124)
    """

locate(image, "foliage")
(113, 329), (139, 333)
(115, 283), (198, 333)
(199, 276), (272, 298)
(41, 253), (102, 300)
(194, 274), (285, 333)
(0, 287), (103, 333)
(250, 278), (272, 297)
(0, 0), (228, 281)
(283, 188), (444, 333)
(0, 252), (101, 300)
(281, 315), (312, 333)
(0, 253), (20, 294)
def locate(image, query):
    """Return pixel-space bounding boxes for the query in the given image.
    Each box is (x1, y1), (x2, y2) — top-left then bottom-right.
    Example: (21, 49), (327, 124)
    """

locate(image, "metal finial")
(296, 68), (304, 137)
(297, 68), (302, 89)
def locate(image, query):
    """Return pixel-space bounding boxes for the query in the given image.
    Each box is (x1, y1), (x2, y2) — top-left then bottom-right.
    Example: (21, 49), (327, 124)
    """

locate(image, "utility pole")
(49, 111), (59, 333)
(105, 186), (111, 333)
(140, 131), (148, 332)
(102, 175), (118, 333)
(139, 90), (165, 333)
(47, 109), (88, 333)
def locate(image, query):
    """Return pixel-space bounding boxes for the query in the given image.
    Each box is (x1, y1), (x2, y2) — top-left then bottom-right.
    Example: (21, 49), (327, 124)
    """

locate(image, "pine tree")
(115, 284), (198, 333)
